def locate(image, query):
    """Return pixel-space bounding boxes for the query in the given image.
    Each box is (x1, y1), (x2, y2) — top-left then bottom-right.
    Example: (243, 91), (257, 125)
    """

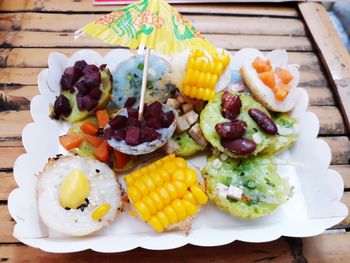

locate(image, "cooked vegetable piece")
(59, 134), (83, 150)
(252, 57), (271, 73)
(113, 150), (131, 169)
(84, 135), (103, 147)
(274, 83), (290, 101)
(125, 154), (207, 232)
(80, 120), (99, 135)
(96, 110), (109, 129)
(93, 142), (109, 161)
(276, 68), (293, 84)
(258, 71), (275, 89)
(180, 49), (230, 101)
(173, 132), (204, 156)
(204, 155), (292, 218)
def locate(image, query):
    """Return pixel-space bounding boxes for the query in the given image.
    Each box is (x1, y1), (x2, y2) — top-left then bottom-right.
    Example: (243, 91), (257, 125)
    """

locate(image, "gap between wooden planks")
(0, 67), (328, 87)
(0, 13), (306, 36)
(0, 31), (313, 51)
(0, 0), (299, 17)
(1, 48), (322, 71)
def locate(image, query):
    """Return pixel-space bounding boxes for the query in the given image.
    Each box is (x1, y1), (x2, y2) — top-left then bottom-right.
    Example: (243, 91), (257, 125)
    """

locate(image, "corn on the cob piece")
(180, 49), (230, 101)
(125, 154), (208, 233)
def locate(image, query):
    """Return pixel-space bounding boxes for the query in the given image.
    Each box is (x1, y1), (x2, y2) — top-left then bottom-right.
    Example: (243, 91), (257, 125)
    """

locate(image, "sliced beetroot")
(145, 117), (162, 130)
(144, 101), (162, 120)
(89, 87), (102, 100)
(74, 60), (88, 72)
(109, 115), (127, 130)
(75, 80), (89, 95)
(99, 64), (107, 70)
(124, 97), (136, 108)
(142, 127), (161, 142)
(125, 126), (142, 146)
(215, 121), (247, 139)
(160, 111), (175, 128)
(127, 108), (138, 119)
(103, 127), (115, 140)
(76, 94), (98, 111)
(126, 117), (141, 128)
(83, 65), (101, 89)
(113, 128), (126, 141)
(221, 91), (242, 121)
(60, 66), (82, 92)
(53, 94), (71, 119)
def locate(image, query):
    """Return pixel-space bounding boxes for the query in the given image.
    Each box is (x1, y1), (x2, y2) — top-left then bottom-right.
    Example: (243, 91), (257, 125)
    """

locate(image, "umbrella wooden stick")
(138, 47), (151, 121)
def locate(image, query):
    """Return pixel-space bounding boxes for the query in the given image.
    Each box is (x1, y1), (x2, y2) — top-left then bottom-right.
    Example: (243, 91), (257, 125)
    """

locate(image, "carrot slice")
(275, 83), (291, 101)
(59, 134), (83, 150)
(259, 71), (275, 89)
(252, 57), (272, 73)
(96, 110), (110, 129)
(85, 135), (103, 147)
(80, 120), (98, 135)
(93, 142), (109, 162)
(276, 68), (293, 84)
(114, 150), (131, 169)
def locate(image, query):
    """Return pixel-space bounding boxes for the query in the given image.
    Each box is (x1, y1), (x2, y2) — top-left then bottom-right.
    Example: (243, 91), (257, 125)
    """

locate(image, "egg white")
(36, 156), (122, 236)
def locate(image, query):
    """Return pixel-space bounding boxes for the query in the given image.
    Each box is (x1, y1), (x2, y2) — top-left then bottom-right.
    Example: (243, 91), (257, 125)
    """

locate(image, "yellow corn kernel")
(134, 180), (148, 197)
(196, 87), (204, 100)
(147, 162), (158, 171)
(142, 175), (156, 192)
(190, 185), (208, 205)
(149, 191), (164, 210)
(208, 75), (218, 90)
(173, 181), (187, 198)
(172, 169), (186, 182)
(182, 200), (197, 216)
(150, 171), (164, 186)
(148, 216), (164, 232)
(213, 62), (224, 75)
(183, 191), (197, 205)
(157, 168), (170, 182)
(91, 203), (111, 221)
(203, 72), (211, 89)
(202, 88), (211, 101)
(163, 205), (178, 224)
(189, 86), (198, 98)
(163, 162), (177, 174)
(157, 186), (171, 205)
(193, 49), (204, 58)
(172, 199), (187, 221)
(185, 169), (197, 186)
(164, 182), (177, 200)
(142, 196), (157, 215)
(135, 200), (151, 221)
(183, 84), (191, 96)
(175, 157), (187, 168)
(127, 186), (141, 203)
(124, 174), (134, 186)
(190, 70), (200, 86)
(187, 57), (195, 70)
(156, 211), (170, 228)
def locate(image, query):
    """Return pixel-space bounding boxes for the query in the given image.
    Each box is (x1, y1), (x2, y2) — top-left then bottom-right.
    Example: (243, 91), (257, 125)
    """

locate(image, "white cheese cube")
(227, 185), (244, 200)
(216, 183), (229, 198)
(212, 158), (223, 169)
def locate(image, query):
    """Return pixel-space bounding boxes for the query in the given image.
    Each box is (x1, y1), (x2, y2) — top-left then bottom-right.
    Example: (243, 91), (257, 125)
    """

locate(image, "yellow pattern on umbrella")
(76, 0), (216, 55)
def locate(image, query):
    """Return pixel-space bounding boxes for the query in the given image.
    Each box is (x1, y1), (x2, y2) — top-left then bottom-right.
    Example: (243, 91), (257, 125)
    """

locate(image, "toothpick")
(138, 47), (151, 121)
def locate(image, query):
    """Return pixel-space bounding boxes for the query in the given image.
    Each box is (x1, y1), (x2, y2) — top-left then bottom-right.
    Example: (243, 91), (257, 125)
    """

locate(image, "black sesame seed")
(65, 207), (70, 210)
(85, 198), (89, 204)
(95, 169), (100, 173)
(253, 128), (258, 132)
(240, 172), (245, 176)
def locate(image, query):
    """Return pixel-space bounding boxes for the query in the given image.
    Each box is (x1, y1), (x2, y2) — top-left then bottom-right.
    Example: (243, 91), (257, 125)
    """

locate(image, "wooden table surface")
(1, 0), (350, 262)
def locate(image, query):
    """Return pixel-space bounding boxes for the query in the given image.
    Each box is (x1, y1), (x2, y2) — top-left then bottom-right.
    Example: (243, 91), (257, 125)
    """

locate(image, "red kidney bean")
(215, 121), (247, 139)
(221, 138), (256, 155)
(221, 91), (242, 121)
(248, 108), (278, 135)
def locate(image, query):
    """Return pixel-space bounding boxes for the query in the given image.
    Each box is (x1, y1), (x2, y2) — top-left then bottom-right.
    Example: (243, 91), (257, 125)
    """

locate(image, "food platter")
(8, 49), (348, 253)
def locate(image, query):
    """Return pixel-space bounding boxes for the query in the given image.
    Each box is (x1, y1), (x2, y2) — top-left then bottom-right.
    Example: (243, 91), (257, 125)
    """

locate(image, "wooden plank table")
(0, 0), (349, 262)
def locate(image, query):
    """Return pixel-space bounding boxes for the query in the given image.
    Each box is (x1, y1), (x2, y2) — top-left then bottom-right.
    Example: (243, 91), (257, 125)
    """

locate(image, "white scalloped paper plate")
(8, 49), (348, 253)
